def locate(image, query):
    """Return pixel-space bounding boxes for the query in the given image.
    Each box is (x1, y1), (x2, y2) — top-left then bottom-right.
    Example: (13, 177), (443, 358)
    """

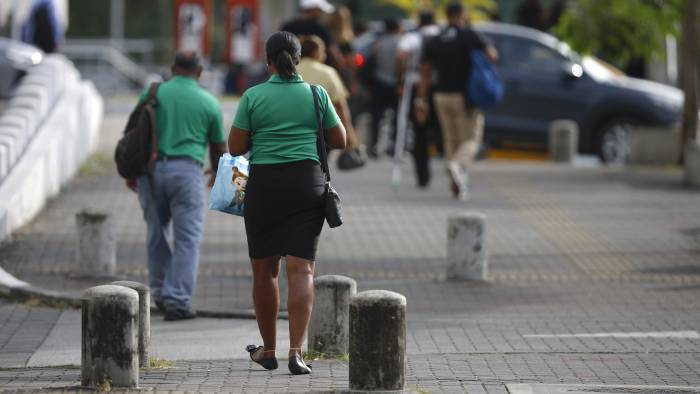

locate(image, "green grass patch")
(304, 350), (349, 361)
(79, 152), (112, 177)
(0, 292), (73, 310)
(405, 386), (431, 394)
(97, 377), (112, 392)
(143, 357), (176, 370)
(22, 296), (73, 310)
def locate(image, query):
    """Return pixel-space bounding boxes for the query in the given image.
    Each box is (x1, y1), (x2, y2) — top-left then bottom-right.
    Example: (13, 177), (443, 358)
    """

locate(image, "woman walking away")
(228, 31), (347, 375)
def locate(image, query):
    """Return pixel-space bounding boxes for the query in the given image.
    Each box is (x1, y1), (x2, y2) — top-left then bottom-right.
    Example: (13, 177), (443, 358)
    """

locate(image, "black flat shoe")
(163, 306), (196, 321)
(288, 355), (312, 375)
(246, 345), (278, 370)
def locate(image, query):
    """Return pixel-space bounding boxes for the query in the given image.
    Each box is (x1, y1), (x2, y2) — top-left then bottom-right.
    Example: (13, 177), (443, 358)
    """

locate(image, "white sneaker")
(457, 189), (469, 201)
(447, 161), (469, 201)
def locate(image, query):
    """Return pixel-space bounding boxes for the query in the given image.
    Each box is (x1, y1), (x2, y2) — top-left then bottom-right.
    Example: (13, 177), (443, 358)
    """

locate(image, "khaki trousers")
(433, 93), (483, 167)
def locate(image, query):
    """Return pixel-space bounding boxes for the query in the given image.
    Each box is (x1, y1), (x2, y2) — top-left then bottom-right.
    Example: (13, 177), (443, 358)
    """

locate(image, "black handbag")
(337, 148), (366, 171)
(311, 85), (343, 228)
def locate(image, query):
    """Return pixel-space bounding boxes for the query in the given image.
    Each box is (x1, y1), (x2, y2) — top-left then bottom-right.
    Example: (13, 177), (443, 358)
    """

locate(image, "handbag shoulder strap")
(310, 85), (331, 183)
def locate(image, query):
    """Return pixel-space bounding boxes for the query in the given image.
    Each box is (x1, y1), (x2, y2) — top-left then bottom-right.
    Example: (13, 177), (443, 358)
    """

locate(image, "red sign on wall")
(225, 0), (260, 64)
(174, 0), (212, 57)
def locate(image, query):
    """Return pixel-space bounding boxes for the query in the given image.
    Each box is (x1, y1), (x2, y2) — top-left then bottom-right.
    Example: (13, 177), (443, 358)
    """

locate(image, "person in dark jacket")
(281, 0), (344, 72)
(21, 0), (63, 53)
(416, 2), (497, 200)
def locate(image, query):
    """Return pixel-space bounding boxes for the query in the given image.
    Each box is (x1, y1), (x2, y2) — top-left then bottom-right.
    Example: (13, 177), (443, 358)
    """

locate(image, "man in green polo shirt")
(126, 51), (226, 321)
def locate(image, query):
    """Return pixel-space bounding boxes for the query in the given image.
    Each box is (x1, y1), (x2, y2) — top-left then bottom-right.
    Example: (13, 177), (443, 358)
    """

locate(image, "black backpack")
(114, 83), (160, 179)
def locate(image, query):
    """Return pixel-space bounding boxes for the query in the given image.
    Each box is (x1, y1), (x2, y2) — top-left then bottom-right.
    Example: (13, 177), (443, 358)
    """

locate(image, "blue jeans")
(137, 159), (204, 311)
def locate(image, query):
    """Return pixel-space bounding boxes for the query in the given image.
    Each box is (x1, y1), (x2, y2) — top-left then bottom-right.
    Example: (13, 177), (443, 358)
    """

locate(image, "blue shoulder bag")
(467, 50), (503, 108)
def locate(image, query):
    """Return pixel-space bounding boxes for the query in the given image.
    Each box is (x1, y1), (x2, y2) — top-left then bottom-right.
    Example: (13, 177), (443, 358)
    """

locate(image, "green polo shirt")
(233, 74), (340, 165)
(139, 76), (225, 165)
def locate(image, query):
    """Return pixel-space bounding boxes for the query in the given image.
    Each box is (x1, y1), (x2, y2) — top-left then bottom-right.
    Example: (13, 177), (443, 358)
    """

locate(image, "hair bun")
(266, 31), (301, 81)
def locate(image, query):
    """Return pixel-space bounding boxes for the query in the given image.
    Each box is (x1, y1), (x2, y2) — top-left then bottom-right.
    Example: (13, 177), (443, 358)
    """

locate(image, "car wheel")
(597, 119), (634, 165)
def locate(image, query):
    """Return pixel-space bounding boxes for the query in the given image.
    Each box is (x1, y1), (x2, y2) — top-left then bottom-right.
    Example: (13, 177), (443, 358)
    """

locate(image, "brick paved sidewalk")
(1, 100), (699, 392)
(0, 353), (699, 393)
(1, 111), (698, 312)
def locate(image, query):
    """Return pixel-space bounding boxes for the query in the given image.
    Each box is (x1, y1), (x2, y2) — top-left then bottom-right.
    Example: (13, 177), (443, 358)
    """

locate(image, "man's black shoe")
(163, 306), (197, 321)
(154, 300), (166, 314)
(367, 146), (379, 159)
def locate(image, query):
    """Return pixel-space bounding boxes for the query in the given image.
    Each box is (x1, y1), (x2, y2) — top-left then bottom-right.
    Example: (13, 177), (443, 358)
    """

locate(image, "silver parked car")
(0, 38), (43, 98)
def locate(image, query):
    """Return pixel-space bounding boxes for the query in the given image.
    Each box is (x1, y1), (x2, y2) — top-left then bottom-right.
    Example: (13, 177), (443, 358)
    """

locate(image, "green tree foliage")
(65, 0), (109, 37)
(378, 0), (497, 21)
(554, 0), (683, 67)
(67, 0), (174, 40)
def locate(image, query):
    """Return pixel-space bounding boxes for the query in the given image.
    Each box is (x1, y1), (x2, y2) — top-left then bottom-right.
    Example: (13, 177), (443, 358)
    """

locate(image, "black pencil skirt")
(244, 159), (326, 261)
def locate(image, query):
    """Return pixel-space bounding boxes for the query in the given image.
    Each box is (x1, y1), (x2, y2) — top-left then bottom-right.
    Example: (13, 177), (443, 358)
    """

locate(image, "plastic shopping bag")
(209, 153), (249, 216)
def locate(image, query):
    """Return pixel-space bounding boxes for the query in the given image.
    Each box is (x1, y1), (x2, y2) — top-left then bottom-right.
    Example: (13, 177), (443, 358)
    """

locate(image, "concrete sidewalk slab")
(27, 309), (291, 367)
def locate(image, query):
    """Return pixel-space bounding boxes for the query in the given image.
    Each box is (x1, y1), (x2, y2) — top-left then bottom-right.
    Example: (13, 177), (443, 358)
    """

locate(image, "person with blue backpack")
(415, 2), (499, 201)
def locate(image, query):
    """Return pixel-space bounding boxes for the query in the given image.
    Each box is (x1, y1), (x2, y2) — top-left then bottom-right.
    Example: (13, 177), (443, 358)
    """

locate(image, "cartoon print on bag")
(228, 166), (248, 209)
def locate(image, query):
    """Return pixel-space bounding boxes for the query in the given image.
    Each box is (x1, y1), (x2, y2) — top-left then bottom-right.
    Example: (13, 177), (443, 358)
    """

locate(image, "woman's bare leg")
(285, 255), (315, 357)
(251, 255), (281, 360)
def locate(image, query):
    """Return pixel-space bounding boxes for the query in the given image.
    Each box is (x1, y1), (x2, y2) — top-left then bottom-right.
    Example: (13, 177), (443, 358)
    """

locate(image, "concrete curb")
(0, 266), (276, 319)
(0, 266), (81, 307)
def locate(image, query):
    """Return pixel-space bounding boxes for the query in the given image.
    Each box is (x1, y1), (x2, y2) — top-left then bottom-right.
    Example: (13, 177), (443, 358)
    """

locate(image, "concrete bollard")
(629, 125), (681, 165)
(111, 281), (150, 367)
(308, 275), (357, 355)
(548, 120), (579, 163)
(447, 212), (488, 281)
(82, 285), (139, 389)
(685, 140), (700, 188)
(75, 211), (116, 278)
(349, 290), (406, 391)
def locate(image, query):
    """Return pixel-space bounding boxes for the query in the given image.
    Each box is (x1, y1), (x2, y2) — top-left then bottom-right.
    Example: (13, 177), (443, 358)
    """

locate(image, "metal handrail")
(61, 42), (161, 88)
(65, 38), (155, 54)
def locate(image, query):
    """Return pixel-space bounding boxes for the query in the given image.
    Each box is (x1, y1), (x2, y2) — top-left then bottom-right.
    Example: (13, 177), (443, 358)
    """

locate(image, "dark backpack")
(114, 83), (160, 179)
(357, 38), (379, 85)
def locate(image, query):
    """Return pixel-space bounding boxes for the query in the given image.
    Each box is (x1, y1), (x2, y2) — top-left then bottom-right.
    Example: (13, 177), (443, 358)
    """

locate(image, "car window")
(479, 32), (501, 51)
(499, 36), (566, 72)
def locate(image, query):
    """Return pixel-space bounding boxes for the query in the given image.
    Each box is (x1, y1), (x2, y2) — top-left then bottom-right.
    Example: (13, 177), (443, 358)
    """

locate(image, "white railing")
(0, 54), (103, 242)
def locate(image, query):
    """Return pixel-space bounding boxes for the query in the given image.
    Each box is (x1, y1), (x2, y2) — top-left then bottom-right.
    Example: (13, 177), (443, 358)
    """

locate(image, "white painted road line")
(523, 331), (700, 339)
(507, 383), (700, 394)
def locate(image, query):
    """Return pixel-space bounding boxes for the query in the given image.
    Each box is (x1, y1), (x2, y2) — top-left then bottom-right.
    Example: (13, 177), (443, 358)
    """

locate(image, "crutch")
(392, 50), (420, 190)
